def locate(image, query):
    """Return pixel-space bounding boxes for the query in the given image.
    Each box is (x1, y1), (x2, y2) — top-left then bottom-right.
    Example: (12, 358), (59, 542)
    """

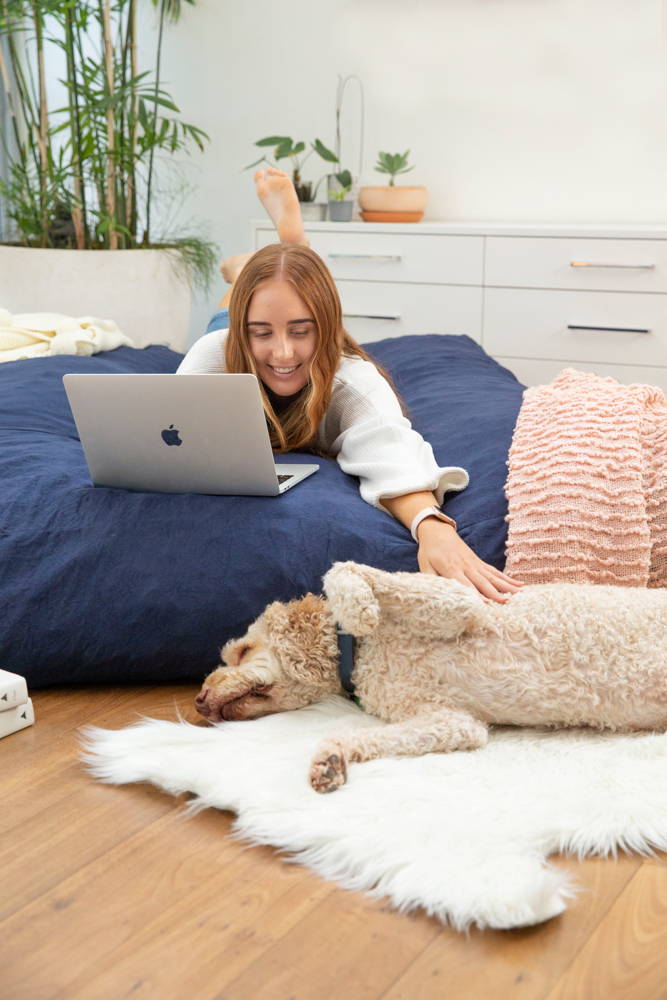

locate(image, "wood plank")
(216, 891), (443, 1000)
(2, 686), (163, 826)
(544, 857), (667, 1000)
(61, 842), (335, 1000)
(1, 687), (202, 920)
(0, 760), (180, 922)
(382, 854), (643, 1000)
(1, 805), (331, 999)
(1, 685), (196, 803)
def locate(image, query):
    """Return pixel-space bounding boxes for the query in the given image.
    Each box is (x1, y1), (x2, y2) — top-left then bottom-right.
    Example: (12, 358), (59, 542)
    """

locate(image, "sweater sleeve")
(325, 359), (469, 509)
(176, 329), (227, 373)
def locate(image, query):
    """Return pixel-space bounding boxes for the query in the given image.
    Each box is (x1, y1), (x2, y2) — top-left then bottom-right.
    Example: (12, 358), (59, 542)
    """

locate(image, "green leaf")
(144, 94), (180, 113)
(255, 135), (290, 147)
(244, 155), (269, 170)
(312, 138), (338, 163)
(138, 100), (149, 131)
(274, 138), (295, 159)
(185, 123), (208, 152)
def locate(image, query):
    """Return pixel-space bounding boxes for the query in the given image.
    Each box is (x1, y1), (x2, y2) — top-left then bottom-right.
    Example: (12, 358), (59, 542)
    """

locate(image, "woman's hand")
(416, 519), (522, 603)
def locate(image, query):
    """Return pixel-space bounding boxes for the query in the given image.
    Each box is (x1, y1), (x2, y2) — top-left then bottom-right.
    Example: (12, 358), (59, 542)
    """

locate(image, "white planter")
(0, 246), (192, 351)
(300, 202), (327, 222)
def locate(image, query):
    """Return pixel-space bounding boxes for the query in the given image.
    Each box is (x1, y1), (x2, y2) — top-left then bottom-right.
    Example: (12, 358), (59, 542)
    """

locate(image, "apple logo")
(161, 424), (182, 447)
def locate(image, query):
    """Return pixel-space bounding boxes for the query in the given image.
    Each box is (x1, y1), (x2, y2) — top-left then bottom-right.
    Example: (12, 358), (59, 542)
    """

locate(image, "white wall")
(61, 0), (667, 343)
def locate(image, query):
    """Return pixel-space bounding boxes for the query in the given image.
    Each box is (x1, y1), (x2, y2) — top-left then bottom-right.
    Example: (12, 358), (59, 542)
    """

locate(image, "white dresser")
(252, 220), (667, 393)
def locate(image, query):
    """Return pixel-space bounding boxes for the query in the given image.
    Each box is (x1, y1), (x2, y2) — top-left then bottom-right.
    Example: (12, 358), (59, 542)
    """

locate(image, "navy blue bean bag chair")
(0, 334), (524, 687)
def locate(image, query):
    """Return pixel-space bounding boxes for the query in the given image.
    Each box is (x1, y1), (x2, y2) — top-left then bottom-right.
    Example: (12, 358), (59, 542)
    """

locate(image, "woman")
(178, 169), (521, 603)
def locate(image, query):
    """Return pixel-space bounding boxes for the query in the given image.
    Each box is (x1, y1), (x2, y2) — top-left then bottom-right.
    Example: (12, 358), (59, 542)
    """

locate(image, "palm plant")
(0, 0), (216, 288)
(374, 150), (415, 186)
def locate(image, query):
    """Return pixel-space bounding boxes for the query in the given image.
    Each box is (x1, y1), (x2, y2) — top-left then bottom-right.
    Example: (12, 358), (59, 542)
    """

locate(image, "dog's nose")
(195, 688), (211, 716)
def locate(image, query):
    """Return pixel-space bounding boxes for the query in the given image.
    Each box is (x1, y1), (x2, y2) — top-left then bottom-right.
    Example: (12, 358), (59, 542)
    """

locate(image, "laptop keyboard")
(277, 474), (294, 485)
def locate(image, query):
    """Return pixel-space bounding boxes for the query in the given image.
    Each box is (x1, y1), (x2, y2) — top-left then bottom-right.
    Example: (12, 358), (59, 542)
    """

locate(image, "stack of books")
(0, 669), (35, 739)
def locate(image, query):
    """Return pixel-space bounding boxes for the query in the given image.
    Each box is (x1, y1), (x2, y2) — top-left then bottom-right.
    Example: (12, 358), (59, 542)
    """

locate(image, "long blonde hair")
(225, 243), (404, 453)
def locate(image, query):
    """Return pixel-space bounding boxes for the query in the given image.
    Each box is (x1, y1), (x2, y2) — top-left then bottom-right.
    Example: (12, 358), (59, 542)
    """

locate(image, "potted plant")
(327, 169), (353, 222)
(246, 136), (343, 221)
(359, 151), (428, 222)
(313, 136), (354, 222)
(0, 0), (217, 351)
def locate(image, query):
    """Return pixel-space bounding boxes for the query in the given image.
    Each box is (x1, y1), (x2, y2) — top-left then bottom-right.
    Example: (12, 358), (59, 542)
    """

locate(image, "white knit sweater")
(177, 329), (469, 509)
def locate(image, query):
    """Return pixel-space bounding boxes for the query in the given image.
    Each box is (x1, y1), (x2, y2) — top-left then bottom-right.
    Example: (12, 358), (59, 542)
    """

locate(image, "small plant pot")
(300, 202), (327, 222)
(328, 201), (354, 223)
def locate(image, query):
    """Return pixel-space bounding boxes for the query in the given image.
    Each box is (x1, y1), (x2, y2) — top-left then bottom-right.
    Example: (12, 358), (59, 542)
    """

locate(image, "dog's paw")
(322, 564), (380, 635)
(309, 742), (348, 794)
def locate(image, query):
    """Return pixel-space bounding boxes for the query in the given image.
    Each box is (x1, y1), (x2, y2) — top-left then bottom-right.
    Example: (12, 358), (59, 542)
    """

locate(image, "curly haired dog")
(195, 561), (667, 793)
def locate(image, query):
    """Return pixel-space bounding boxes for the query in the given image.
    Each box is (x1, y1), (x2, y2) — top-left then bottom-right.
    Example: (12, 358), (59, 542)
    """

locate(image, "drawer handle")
(343, 312), (401, 321)
(567, 324), (651, 334)
(569, 261), (655, 270)
(328, 253), (402, 263)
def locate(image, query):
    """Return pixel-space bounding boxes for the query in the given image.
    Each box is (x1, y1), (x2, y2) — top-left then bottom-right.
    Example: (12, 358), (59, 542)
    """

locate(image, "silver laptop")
(62, 373), (319, 495)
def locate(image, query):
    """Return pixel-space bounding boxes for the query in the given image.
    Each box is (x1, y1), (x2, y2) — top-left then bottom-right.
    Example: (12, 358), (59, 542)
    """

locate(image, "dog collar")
(336, 627), (362, 708)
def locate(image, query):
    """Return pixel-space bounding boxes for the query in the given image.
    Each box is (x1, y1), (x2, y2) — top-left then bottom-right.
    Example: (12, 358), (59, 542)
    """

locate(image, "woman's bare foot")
(218, 168), (308, 289)
(254, 167), (308, 246)
(220, 252), (253, 284)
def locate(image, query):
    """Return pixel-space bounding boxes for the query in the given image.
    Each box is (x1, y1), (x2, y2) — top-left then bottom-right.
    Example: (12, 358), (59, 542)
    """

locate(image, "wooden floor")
(2, 687), (667, 1000)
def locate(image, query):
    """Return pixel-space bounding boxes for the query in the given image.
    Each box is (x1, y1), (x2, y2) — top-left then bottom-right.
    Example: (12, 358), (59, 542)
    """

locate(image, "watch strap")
(410, 505), (457, 542)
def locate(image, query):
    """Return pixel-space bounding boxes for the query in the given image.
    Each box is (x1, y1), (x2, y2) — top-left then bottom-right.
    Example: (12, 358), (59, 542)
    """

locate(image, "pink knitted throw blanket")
(504, 369), (667, 588)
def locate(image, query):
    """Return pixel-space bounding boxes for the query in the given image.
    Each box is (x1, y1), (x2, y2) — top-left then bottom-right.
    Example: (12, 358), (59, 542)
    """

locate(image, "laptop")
(62, 373), (319, 495)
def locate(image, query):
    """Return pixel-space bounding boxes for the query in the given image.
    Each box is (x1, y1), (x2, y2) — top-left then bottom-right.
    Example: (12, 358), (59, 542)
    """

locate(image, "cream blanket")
(505, 369), (667, 588)
(0, 308), (134, 363)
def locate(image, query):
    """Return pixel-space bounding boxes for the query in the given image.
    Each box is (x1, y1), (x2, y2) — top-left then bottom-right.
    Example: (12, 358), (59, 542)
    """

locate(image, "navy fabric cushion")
(0, 336), (524, 687)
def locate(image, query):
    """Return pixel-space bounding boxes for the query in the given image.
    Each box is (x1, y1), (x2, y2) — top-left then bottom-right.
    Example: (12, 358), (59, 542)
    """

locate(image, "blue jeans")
(206, 308), (229, 334)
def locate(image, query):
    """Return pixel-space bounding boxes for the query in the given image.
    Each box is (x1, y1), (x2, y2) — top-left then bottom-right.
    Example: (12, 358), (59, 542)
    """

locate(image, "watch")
(410, 505), (457, 542)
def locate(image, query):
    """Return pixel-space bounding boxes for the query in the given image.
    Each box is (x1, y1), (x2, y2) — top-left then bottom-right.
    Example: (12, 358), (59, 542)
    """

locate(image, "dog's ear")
(322, 562), (381, 636)
(221, 637), (257, 667)
(262, 595), (338, 686)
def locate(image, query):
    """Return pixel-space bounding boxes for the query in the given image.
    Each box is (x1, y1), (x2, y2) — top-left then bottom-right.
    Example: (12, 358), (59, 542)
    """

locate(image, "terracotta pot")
(358, 185), (428, 215)
(0, 246), (191, 351)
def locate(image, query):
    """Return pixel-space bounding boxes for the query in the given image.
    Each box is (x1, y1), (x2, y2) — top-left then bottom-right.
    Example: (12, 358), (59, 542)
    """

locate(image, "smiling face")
(246, 278), (317, 396)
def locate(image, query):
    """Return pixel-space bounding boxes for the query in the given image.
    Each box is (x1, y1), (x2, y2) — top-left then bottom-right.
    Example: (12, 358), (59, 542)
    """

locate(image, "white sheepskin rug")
(80, 695), (667, 932)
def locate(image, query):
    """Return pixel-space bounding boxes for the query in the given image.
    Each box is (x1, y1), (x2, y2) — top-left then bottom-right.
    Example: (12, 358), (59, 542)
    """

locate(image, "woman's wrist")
(415, 517), (457, 543)
(410, 505), (457, 542)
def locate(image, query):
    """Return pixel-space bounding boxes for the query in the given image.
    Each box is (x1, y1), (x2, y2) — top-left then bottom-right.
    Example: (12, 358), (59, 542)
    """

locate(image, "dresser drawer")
(337, 280), (482, 344)
(485, 236), (667, 293)
(496, 356), (667, 395)
(254, 226), (484, 286)
(483, 287), (667, 367)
